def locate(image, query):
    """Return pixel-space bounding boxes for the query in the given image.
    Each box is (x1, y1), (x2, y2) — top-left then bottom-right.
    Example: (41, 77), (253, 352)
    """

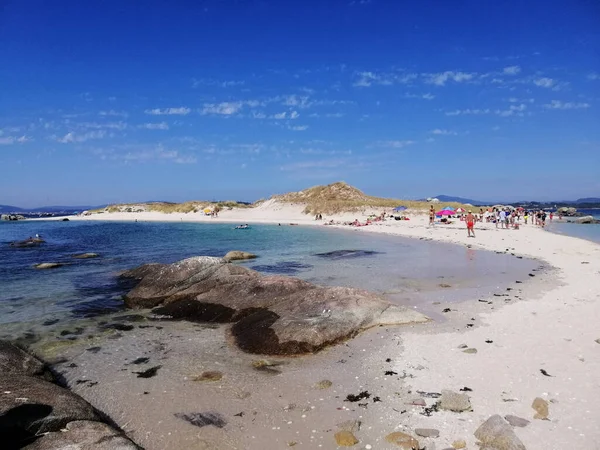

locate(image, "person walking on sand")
(429, 205), (435, 226)
(466, 210), (476, 237)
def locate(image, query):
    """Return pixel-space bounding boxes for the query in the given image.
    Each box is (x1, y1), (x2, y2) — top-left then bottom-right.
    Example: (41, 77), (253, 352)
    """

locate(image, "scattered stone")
(385, 432), (420, 449)
(409, 398), (426, 406)
(72, 253), (100, 259)
(595, 338), (600, 344)
(252, 359), (283, 375)
(102, 323), (135, 331)
(337, 419), (361, 433)
(532, 397), (549, 419)
(315, 379), (333, 389)
(174, 411), (226, 428)
(504, 415), (530, 428)
(135, 365), (161, 378)
(193, 371), (223, 382)
(439, 390), (472, 412)
(540, 369), (553, 377)
(335, 430), (359, 447)
(442, 308), (451, 313)
(474, 414), (526, 449)
(457, 344), (468, 349)
(485, 340), (493, 344)
(223, 251), (257, 262)
(42, 319), (60, 326)
(85, 346), (102, 353)
(463, 348), (477, 354)
(415, 428), (440, 438)
(129, 357), (150, 365)
(459, 387), (473, 392)
(385, 370), (398, 376)
(34, 263), (64, 270)
(417, 391), (441, 399)
(528, 273), (535, 277)
(452, 440), (466, 449)
(439, 283), (452, 288)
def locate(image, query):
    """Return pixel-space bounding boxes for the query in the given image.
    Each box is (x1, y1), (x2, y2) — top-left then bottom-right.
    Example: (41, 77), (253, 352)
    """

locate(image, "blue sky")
(1, 0), (599, 207)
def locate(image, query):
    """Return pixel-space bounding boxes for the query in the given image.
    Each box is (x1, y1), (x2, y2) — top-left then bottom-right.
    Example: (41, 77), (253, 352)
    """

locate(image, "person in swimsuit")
(429, 205), (435, 226)
(466, 210), (475, 237)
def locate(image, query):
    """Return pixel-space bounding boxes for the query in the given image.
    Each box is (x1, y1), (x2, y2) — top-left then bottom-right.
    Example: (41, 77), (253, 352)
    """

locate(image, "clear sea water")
(0, 220), (536, 341)
(546, 208), (600, 244)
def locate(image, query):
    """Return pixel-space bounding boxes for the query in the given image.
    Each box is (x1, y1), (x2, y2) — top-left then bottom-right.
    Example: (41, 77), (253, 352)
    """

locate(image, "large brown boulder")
(223, 250), (257, 261)
(23, 420), (140, 450)
(123, 256), (429, 355)
(0, 374), (100, 438)
(0, 341), (52, 379)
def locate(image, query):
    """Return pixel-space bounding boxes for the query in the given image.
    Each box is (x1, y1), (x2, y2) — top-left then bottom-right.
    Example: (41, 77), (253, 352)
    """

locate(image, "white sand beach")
(45, 204), (600, 449)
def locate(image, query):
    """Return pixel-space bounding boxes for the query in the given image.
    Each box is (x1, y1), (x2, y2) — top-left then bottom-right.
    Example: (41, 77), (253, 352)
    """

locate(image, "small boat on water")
(10, 236), (45, 248)
(234, 224), (251, 230)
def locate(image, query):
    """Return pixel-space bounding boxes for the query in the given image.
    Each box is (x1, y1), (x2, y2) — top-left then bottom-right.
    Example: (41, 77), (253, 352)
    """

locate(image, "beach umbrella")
(203, 207), (212, 214)
(436, 210), (454, 216)
(393, 206), (407, 212)
(441, 206), (455, 211)
(456, 207), (465, 213)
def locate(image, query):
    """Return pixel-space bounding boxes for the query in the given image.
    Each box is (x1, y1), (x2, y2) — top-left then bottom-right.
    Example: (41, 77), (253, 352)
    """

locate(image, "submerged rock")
(439, 390), (472, 412)
(122, 256), (428, 355)
(335, 430), (359, 446)
(315, 249), (382, 259)
(72, 253), (100, 259)
(223, 250), (257, 261)
(23, 420), (140, 450)
(532, 397), (549, 419)
(385, 431), (420, 449)
(34, 263), (64, 270)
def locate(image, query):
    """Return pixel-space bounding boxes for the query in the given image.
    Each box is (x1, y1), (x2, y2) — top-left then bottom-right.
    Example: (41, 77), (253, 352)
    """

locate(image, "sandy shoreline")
(37, 205), (600, 449)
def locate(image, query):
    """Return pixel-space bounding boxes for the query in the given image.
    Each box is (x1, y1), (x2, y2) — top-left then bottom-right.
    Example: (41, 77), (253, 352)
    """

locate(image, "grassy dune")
(92, 201), (250, 214)
(274, 182), (476, 215)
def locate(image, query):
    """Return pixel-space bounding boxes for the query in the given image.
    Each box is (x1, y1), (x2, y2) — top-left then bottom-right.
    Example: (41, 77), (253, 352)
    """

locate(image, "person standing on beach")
(466, 210), (475, 237)
(429, 205), (435, 226)
(499, 209), (506, 229)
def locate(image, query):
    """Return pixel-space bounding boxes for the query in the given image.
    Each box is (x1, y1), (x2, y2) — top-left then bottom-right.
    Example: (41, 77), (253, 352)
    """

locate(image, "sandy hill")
(271, 181), (472, 215)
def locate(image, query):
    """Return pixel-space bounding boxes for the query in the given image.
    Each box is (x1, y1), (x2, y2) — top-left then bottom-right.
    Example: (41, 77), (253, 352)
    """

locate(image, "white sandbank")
(47, 203), (600, 449)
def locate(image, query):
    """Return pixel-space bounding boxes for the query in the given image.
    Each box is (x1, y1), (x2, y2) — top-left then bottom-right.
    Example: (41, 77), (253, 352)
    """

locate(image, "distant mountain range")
(0, 205), (103, 214)
(432, 195), (600, 207)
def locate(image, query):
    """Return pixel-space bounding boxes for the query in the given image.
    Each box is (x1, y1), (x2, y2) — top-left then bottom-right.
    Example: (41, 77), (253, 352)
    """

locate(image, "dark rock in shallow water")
(22, 420), (140, 450)
(314, 249), (383, 259)
(0, 341), (52, 379)
(122, 256), (428, 355)
(251, 261), (312, 275)
(129, 357), (150, 365)
(135, 365), (161, 378)
(102, 323), (135, 332)
(0, 374), (100, 436)
(174, 412), (226, 428)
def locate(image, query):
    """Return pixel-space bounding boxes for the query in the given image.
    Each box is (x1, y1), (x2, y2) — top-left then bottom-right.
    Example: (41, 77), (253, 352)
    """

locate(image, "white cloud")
(508, 97), (534, 103)
(139, 122), (169, 130)
(99, 110), (128, 118)
(251, 111), (267, 119)
(495, 104), (527, 117)
(430, 129), (457, 136)
(93, 146), (196, 164)
(425, 71), (475, 86)
(79, 121), (128, 130)
(543, 100), (590, 110)
(353, 71), (417, 87)
(192, 78), (245, 88)
(145, 107), (191, 115)
(282, 95), (313, 108)
(503, 65), (521, 75)
(587, 73), (599, 81)
(271, 111), (299, 120)
(378, 140), (416, 148)
(288, 125), (309, 131)
(0, 135), (31, 145)
(57, 130), (107, 143)
(201, 102), (242, 115)
(405, 92), (435, 100)
(445, 108), (491, 116)
(533, 77), (555, 88)
(280, 158), (346, 171)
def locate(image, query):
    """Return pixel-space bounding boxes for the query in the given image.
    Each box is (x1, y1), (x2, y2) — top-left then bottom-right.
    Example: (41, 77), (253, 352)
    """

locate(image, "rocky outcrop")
(34, 263), (64, 270)
(0, 341), (140, 449)
(557, 206), (577, 216)
(570, 215), (598, 224)
(72, 253), (100, 259)
(223, 251), (257, 262)
(10, 238), (45, 248)
(122, 256), (429, 355)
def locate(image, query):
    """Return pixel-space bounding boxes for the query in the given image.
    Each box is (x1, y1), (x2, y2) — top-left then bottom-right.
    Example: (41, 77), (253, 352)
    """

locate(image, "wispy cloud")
(92, 146), (196, 164)
(0, 135), (31, 145)
(495, 104), (527, 117)
(99, 110), (128, 118)
(79, 121), (128, 130)
(280, 158), (347, 171)
(587, 73), (599, 81)
(503, 65), (521, 75)
(533, 77), (555, 88)
(56, 130), (107, 143)
(201, 102), (243, 116)
(424, 71), (475, 86)
(353, 71), (417, 87)
(445, 108), (491, 116)
(430, 129), (457, 136)
(271, 111), (299, 120)
(405, 92), (435, 100)
(377, 140), (416, 148)
(288, 125), (309, 131)
(145, 107), (191, 115)
(192, 78), (245, 88)
(543, 100), (590, 110)
(139, 122), (169, 130)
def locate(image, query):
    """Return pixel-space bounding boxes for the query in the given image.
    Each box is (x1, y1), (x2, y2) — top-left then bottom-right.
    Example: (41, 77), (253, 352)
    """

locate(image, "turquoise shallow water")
(546, 209), (600, 244)
(0, 220), (536, 340)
